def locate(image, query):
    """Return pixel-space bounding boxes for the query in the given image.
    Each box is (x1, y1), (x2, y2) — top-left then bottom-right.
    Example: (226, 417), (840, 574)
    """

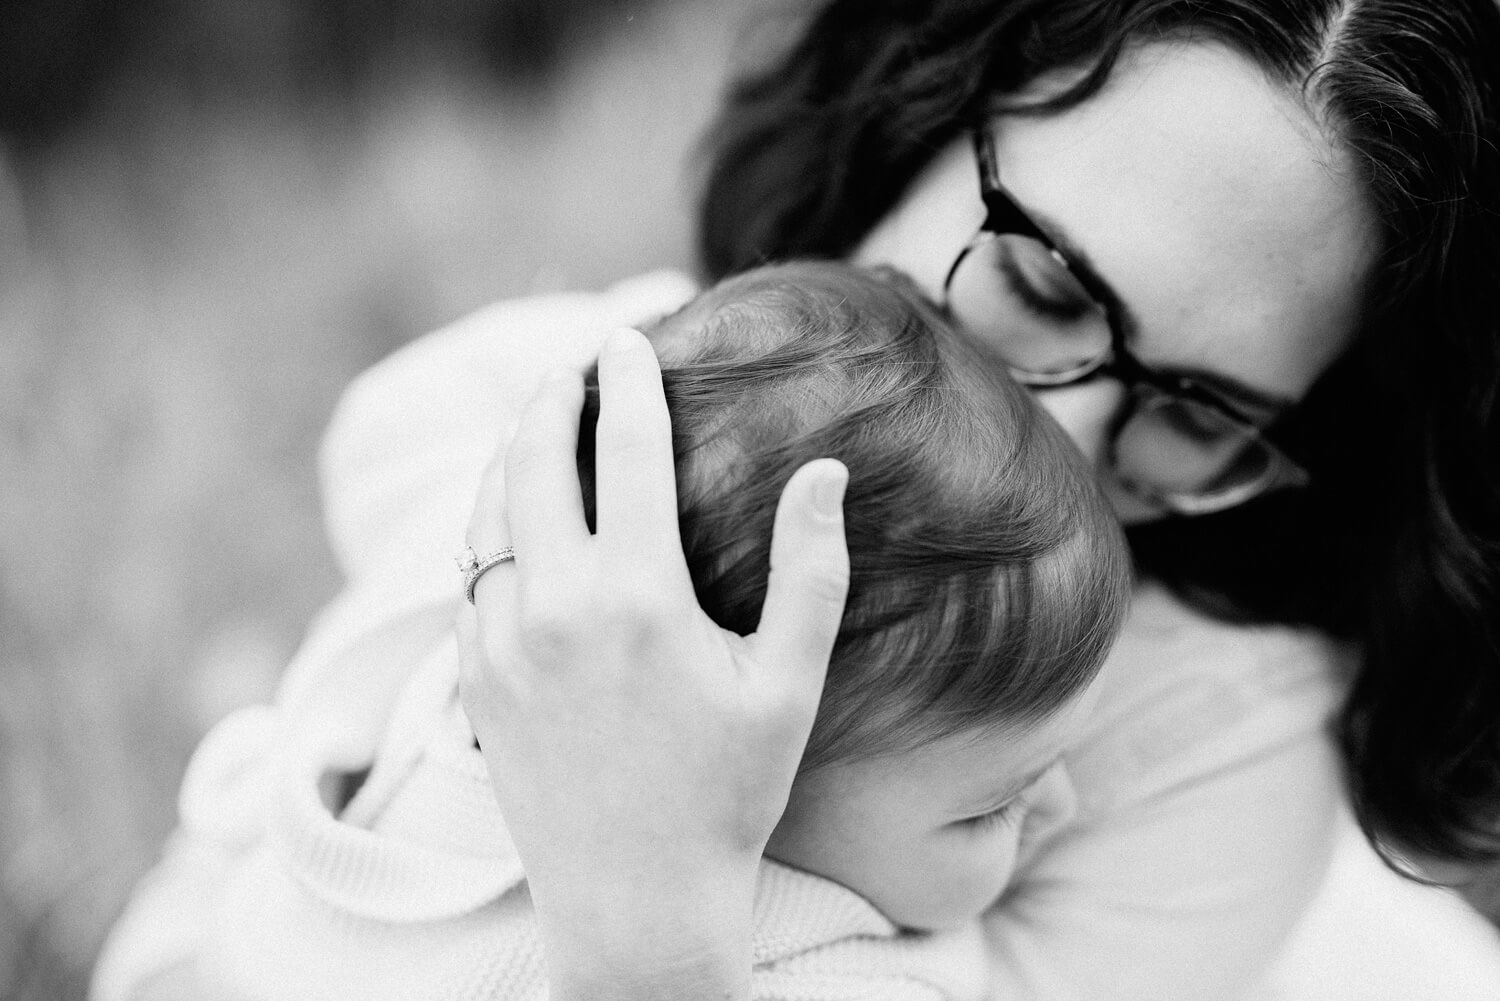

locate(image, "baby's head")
(577, 261), (1130, 930)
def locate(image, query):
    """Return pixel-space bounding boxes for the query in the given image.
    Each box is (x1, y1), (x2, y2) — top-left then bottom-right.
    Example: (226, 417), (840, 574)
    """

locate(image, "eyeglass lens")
(1114, 390), (1273, 497)
(946, 229), (1282, 504)
(946, 231), (1110, 379)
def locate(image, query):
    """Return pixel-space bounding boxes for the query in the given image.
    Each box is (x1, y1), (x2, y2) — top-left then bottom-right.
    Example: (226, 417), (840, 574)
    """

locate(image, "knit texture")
(171, 634), (990, 1000)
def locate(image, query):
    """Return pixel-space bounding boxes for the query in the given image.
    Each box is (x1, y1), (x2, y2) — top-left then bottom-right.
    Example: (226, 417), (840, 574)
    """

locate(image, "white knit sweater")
(155, 631), (990, 1001)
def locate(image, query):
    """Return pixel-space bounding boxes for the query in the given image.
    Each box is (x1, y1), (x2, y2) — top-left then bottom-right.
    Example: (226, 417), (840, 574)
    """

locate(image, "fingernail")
(603, 328), (647, 354)
(814, 463), (848, 519)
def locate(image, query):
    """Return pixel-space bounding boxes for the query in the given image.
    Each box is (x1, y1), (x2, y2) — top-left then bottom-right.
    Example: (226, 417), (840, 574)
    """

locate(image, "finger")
(753, 459), (849, 694)
(455, 602), (483, 696)
(461, 455), (522, 633)
(504, 370), (591, 570)
(457, 564), (521, 696)
(592, 328), (683, 558)
(466, 424), (517, 555)
(464, 417), (523, 612)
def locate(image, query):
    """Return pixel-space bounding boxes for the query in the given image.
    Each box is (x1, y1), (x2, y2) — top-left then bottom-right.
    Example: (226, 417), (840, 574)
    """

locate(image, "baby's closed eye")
(953, 796), (1025, 832)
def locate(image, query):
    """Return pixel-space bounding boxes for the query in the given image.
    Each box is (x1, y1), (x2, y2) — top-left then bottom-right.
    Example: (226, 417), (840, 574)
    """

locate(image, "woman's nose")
(1030, 378), (1128, 470)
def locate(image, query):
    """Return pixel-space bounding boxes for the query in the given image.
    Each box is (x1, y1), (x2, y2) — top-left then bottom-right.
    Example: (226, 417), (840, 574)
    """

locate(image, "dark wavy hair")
(575, 261), (1130, 770)
(696, 1), (1500, 865)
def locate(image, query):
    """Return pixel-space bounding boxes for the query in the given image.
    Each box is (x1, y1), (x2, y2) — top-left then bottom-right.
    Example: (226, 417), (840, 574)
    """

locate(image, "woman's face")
(854, 41), (1379, 523)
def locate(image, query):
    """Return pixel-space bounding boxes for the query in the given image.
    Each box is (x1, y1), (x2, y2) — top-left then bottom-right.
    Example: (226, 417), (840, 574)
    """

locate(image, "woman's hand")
(457, 328), (850, 1001)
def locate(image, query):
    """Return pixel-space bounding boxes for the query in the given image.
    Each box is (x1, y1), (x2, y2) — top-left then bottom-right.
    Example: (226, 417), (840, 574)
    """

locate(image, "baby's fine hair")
(577, 262), (1130, 771)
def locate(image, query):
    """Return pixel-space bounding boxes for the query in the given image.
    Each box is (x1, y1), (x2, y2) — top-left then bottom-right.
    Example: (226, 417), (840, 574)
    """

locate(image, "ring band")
(457, 545), (516, 604)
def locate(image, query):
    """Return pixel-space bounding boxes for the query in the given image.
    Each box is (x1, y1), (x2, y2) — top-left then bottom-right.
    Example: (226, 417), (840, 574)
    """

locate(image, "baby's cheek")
(879, 829), (1024, 931)
(954, 829), (1025, 916)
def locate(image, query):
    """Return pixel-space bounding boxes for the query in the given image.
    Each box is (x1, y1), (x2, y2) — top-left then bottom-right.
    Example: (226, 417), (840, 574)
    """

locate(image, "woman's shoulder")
(325, 268), (698, 465)
(316, 270), (699, 589)
(1070, 581), (1353, 813)
(378, 269), (698, 373)
(1111, 581), (1351, 692)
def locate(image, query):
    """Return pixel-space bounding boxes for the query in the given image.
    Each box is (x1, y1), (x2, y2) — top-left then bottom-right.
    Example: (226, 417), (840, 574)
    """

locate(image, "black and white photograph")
(3, 2), (1499, 1000)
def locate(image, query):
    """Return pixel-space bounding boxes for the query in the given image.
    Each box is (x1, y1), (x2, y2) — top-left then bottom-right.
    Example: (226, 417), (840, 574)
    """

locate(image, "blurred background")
(0, 1), (785, 996)
(6, 3), (1500, 1000)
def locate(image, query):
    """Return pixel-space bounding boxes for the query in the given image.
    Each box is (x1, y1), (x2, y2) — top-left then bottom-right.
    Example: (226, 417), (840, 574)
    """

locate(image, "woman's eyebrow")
(1026, 206), (1298, 420)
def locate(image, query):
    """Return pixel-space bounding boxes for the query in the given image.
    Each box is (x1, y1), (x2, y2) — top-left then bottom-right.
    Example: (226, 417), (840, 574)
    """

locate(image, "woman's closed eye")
(1147, 393), (1252, 445)
(998, 239), (1098, 323)
(1151, 398), (1223, 440)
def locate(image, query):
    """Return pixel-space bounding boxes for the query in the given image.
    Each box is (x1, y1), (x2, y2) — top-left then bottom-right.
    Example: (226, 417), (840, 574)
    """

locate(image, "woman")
(95, 1), (1500, 999)
(457, 1), (1500, 997)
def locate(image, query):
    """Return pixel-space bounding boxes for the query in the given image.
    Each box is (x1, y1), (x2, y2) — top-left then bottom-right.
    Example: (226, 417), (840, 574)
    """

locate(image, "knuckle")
(456, 650), (490, 702)
(799, 563), (851, 607)
(601, 582), (682, 636)
(467, 455), (513, 546)
(503, 442), (544, 488)
(459, 620), (506, 686)
(599, 397), (671, 449)
(513, 572), (604, 658)
(635, 401), (674, 443)
(456, 648), (505, 718)
(510, 568), (687, 662)
(515, 605), (583, 664)
(757, 677), (812, 723)
(477, 452), (509, 504)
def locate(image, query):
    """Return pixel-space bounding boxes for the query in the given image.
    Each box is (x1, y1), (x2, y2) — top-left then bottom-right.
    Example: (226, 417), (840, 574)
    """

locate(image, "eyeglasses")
(940, 121), (1309, 516)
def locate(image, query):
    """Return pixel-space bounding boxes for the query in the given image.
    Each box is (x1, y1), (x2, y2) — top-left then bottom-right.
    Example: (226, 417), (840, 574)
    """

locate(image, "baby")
(115, 262), (1129, 1000)
(578, 262), (1129, 937)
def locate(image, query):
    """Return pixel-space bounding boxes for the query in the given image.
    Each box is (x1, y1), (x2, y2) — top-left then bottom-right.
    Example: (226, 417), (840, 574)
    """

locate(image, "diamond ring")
(456, 545), (516, 604)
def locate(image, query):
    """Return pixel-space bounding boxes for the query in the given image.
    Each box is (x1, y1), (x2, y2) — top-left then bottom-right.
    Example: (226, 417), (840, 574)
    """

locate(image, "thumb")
(753, 459), (849, 694)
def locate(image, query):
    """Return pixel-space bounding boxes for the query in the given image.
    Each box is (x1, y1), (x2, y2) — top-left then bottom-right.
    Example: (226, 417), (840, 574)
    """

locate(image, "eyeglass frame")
(939, 119), (1310, 515)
